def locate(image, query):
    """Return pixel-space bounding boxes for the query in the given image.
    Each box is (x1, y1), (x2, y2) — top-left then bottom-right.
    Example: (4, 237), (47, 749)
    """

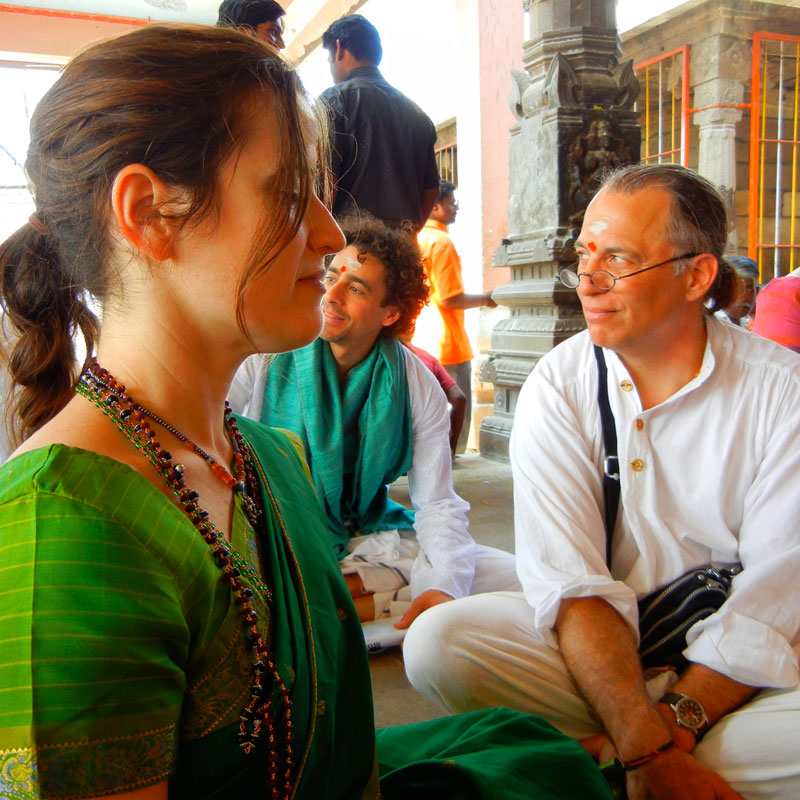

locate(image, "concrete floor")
(370, 453), (514, 729)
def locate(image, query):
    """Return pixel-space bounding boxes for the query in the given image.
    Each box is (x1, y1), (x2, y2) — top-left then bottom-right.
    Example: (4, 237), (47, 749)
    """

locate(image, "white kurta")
(403, 318), (800, 799)
(510, 318), (800, 688)
(229, 346), (518, 604)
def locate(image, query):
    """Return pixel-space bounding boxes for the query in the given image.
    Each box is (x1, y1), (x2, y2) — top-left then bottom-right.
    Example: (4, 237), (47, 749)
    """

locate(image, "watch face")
(675, 697), (707, 729)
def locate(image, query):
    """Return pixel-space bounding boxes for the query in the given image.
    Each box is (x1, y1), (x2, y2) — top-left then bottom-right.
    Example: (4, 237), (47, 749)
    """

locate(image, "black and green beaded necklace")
(77, 358), (294, 799)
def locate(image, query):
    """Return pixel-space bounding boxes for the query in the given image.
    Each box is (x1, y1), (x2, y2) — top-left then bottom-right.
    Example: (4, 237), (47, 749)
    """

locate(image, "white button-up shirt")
(510, 318), (800, 689)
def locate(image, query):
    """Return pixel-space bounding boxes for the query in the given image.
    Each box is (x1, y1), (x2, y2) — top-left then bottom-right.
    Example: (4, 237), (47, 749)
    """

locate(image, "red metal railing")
(633, 46), (691, 167)
(748, 32), (800, 279)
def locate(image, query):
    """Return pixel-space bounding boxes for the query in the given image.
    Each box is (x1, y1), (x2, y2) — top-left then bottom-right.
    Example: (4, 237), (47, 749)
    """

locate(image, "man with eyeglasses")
(217, 0), (286, 50)
(403, 163), (800, 800)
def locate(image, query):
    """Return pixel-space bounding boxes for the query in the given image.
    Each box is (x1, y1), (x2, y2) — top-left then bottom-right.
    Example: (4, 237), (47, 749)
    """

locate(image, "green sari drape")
(376, 708), (614, 799)
(0, 420), (378, 799)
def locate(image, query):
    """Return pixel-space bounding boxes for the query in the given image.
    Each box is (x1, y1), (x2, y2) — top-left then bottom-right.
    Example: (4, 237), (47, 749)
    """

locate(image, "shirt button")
(635, 419), (644, 431)
(620, 380), (633, 392)
(630, 459), (644, 472)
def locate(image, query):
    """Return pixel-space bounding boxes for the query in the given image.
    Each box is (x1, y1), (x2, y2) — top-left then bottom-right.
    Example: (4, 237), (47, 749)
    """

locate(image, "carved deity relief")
(566, 118), (632, 225)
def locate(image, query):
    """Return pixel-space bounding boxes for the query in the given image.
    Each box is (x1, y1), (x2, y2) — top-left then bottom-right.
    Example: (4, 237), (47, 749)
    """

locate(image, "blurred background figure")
(415, 181), (496, 453)
(751, 266), (800, 353)
(320, 14), (439, 230)
(719, 254), (759, 327)
(217, 0), (286, 49)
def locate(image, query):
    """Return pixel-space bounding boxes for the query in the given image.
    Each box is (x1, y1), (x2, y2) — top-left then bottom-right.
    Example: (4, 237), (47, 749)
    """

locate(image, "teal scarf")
(260, 338), (414, 558)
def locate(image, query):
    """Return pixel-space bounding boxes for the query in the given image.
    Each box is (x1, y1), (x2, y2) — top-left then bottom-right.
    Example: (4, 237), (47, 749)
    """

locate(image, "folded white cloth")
(340, 530), (417, 618)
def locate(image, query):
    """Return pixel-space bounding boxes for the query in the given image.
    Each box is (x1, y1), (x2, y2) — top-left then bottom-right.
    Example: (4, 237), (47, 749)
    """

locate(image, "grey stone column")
(479, 0), (640, 458)
(692, 36), (750, 248)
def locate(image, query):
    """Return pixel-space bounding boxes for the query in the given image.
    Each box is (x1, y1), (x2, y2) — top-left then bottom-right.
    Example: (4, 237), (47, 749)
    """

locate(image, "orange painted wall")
(0, 8), (142, 61)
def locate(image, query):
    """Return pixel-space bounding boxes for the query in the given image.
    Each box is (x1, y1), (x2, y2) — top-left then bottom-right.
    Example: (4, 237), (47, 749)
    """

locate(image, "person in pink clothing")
(751, 267), (800, 353)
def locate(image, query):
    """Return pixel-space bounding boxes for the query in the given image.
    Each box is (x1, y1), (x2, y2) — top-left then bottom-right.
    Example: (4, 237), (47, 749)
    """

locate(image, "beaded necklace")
(84, 366), (264, 526)
(76, 359), (294, 798)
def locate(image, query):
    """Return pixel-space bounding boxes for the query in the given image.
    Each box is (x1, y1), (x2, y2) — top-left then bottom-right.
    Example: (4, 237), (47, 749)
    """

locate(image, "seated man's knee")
(402, 597), (476, 700)
(403, 592), (528, 709)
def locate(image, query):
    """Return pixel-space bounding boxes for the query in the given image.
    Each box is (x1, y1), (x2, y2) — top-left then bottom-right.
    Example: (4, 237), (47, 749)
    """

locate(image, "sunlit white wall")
(296, 0), (458, 125)
(617, 0), (687, 31)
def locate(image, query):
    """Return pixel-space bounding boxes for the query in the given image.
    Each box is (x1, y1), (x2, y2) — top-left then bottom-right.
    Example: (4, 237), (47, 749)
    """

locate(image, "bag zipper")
(640, 582), (728, 644)
(639, 608), (713, 659)
(638, 567), (735, 627)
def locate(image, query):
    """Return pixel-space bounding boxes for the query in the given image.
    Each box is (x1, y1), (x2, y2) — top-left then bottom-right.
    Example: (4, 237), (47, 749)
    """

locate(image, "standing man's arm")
(426, 234), (496, 310)
(439, 292), (497, 310)
(420, 186), (439, 224)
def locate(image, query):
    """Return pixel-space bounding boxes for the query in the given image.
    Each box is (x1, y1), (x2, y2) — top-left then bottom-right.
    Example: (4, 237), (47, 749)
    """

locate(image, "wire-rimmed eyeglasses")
(558, 252), (701, 291)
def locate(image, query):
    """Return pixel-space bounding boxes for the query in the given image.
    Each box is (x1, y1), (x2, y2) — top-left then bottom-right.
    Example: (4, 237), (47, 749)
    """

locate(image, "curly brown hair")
(336, 215), (429, 339)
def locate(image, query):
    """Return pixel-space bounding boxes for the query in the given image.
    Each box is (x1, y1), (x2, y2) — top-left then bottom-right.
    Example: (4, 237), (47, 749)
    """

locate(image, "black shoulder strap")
(593, 344), (620, 566)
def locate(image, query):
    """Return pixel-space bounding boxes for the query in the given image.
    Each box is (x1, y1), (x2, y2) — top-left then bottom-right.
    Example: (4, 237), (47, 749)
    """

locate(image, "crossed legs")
(403, 591), (800, 800)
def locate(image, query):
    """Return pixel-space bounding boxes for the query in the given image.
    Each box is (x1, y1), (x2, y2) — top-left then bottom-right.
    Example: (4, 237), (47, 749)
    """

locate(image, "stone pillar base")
(479, 414), (513, 460)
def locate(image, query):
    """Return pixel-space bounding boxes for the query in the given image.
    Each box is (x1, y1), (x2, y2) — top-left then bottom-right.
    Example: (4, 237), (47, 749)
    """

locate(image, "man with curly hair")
(230, 217), (518, 637)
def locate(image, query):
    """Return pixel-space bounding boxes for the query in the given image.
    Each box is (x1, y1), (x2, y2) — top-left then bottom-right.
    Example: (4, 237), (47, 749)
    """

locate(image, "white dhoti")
(403, 591), (800, 800)
(340, 532), (520, 650)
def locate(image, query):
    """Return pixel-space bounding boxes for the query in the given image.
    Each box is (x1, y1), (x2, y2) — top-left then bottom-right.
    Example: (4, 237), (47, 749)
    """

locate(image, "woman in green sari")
(0, 24), (612, 800)
(0, 25), (379, 799)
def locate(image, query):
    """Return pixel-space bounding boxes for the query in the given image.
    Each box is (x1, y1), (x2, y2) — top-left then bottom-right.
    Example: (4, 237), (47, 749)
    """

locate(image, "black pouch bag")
(636, 563), (742, 670)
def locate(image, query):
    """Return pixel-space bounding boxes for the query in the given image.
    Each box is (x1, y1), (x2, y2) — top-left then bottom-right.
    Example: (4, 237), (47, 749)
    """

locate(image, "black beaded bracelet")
(621, 740), (676, 771)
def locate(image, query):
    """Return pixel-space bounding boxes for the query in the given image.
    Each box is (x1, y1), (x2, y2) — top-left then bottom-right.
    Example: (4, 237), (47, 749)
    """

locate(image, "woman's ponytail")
(0, 220), (98, 446)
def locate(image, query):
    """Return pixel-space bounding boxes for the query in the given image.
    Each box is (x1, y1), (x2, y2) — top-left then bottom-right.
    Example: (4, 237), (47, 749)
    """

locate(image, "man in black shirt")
(320, 15), (440, 230)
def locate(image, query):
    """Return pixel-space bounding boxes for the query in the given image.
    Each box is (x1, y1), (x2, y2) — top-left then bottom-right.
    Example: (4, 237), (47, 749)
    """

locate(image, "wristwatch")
(659, 692), (709, 740)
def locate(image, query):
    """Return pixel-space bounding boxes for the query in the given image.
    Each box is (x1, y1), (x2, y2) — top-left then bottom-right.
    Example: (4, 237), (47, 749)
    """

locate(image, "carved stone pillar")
(692, 36), (750, 248)
(479, 0), (641, 457)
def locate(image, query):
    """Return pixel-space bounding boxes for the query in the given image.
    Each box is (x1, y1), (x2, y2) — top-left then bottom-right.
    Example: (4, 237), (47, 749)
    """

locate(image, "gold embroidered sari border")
(0, 724), (177, 799)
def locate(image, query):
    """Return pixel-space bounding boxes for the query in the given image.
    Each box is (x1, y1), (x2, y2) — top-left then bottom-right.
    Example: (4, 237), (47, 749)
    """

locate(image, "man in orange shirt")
(415, 181), (496, 452)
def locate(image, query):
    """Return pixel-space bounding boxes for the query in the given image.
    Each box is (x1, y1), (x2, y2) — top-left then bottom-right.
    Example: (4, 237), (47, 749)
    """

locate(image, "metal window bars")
(748, 33), (800, 279)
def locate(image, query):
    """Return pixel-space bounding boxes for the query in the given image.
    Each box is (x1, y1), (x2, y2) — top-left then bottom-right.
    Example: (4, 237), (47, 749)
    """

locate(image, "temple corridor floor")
(372, 453), (514, 729)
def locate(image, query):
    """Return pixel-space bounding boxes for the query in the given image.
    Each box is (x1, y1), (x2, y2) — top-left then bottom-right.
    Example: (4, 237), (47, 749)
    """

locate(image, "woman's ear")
(110, 164), (180, 261)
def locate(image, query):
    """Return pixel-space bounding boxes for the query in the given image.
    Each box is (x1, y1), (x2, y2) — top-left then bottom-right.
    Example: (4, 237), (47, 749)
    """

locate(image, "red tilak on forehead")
(341, 265), (347, 272)
(588, 241), (597, 252)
